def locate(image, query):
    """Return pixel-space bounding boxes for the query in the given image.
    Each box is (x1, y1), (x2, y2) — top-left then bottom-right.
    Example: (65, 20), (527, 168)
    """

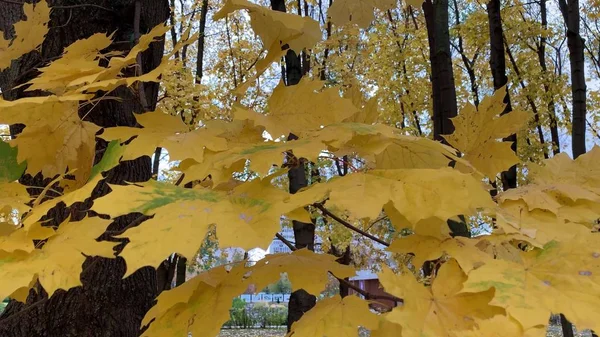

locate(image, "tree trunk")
(558, 0), (587, 158)
(424, 0), (458, 143)
(423, 0), (469, 238)
(269, 0), (316, 330)
(195, 0), (209, 84)
(538, 0), (561, 156)
(487, 0), (517, 190)
(0, 1), (170, 336)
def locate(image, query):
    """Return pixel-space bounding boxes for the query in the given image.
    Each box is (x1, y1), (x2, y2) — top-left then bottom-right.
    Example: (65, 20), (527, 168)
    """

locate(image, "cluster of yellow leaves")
(1, 1), (600, 337)
(0, 0), (49, 71)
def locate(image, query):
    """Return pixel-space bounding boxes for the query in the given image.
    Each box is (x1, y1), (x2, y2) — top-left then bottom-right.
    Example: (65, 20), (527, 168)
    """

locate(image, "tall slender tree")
(487, 0), (517, 190)
(559, 0), (587, 158)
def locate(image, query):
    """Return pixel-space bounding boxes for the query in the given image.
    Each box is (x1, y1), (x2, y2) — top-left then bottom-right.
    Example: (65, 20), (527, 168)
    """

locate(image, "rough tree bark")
(558, 0), (587, 158)
(0, 1), (170, 336)
(487, 0), (517, 190)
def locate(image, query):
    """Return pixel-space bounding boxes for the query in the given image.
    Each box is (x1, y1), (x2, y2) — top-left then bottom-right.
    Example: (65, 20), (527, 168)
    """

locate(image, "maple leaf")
(388, 234), (492, 272)
(89, 140), (126, 181)
(100, 110), (189, 161)
(453, 315), (545, 337)
(0, 0), (50, 71)
(0, 217), (115, 300)
(92, 174), (302, 275)
(462, 234), (600, 331)
(250, 248), (356, 295)
(287, 295), (379, 337)
(370, 316), (403, 337)
(23, 33), (114, 94)
(379, 260), (504, 337)
(22, 175), (102, 229)
(329, 0), (396, 28)
(528, 146), (600, 195)
(12, 107), (100, 183)
(0, 141), (26, 182)
(0, 222), (54, 253)
(495, 199), (593, 244)
(292, 168), (494, 224)
(237, 79), (358, 138)
(214, 0), (321, 62)
(443, 86), (530, 179)
(143, 250), (354, 337)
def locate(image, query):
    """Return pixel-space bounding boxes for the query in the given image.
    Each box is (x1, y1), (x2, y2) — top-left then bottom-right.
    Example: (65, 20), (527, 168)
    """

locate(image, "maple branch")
(314, 204), (390, 247)
(276, 233), (297, 251)
(587, 118), (600, 141)
(329, 272), (402, 305)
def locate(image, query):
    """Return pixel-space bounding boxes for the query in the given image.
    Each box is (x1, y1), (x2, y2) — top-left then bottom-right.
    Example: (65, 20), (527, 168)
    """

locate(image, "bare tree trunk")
(558, 0), (587, 158)
(195, 0), (209, 84)
(487, 0), (517, 190)
(423, 0), (469, 239)
(169, 0), (180, 60)
(424, 0), (458, 143)
(0, 1), (170, 336)
(538, 0), (561, 155)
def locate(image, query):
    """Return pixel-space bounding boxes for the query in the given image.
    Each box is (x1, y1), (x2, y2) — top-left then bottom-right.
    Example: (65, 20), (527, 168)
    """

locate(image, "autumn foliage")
(1, 1), (600, 337)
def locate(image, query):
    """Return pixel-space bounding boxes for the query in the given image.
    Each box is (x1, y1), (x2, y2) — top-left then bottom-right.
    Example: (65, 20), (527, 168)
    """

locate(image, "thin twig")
(587, 118), (600, 141)
(314, 204), (390, 247)
(329, 272), (402, 304)
(276, 233), (296, 251)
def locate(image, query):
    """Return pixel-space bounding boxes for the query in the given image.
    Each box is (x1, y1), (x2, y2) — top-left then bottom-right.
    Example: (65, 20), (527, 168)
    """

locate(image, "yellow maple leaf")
(143, 250), (353, 337)
(388, 234), (492, 272)
(293, 168), (494, 224)
(23, 33), (114, 94)
(0, 217), (115, 300)
(239, 79), (358, 138)
(100, 110), (188, 161)
(214, 0), (321, 56)
(462, 234), (600, 331)
(454, 315), (545, 337)
(495, 199), (592, 244)
(251, 248), (356, 295)
(443, 86), (530, 179)
(287, 295), (379, 337)
(329, 0), (397, 28)
(11, 105), (100, 182)
(92, 174), (301, 275)
(529, 146), (600, 195)
(0, 0), (50, 71)
(379, 260), (504, 337)
(0, 222), (54, 253)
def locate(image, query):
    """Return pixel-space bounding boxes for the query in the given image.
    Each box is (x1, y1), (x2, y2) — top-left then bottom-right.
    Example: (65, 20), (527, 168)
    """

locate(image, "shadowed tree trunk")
(0, 1), (170, 336)
(487, 0), (517, 190)
(269, 0), (316, 331)
(423, 0), (470, 240)
(558, 0), (586, 159)
(423, 0), (457, 143)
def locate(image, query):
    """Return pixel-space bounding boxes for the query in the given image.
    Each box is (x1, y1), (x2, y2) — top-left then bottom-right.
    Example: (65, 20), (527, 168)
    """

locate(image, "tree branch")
(314, 204), (390, 247)
(276, 233), (297, 251)
(329, 272), (402, 305)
